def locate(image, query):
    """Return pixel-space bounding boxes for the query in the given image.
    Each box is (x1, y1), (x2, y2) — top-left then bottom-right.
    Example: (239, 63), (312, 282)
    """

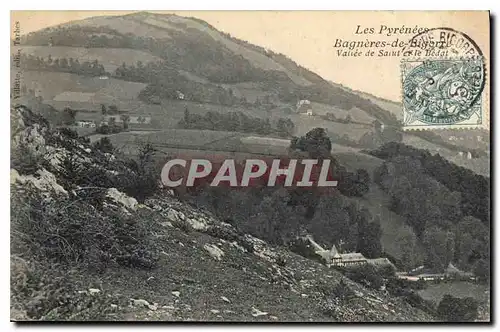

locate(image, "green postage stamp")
(401, 28), (488, 130)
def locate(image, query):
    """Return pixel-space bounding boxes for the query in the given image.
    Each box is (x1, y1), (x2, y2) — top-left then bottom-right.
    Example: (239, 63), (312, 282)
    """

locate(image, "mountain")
(10, 13), (490, 321)
(13, 12), (404, 132)
(10, 11), (490, 268)
(13, 12), (489, 175)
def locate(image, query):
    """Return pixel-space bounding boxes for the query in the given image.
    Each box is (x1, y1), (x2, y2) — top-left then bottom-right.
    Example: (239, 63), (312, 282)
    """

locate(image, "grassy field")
(418, 282), (490, 305)
(94, 129), (244, 153)
(93, 128), (367, 158)
(333, 151), (382, 174)
(309, 102), (375, 124)
(289, 114), (371, 139)
(330, 148), (425, 262)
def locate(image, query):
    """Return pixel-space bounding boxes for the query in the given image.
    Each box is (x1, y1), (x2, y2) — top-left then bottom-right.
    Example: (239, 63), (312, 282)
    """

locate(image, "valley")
(10, 11), (491, 322)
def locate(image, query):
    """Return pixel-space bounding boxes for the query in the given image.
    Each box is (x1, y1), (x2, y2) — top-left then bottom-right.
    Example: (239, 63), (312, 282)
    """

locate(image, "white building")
(304, 236), (368, 267)
(176, 90), (185, 100)
(75, 120), (96, 128)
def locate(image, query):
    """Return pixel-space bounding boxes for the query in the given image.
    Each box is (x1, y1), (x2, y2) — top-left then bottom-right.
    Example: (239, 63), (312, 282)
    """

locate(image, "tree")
(356, 217), (383, 258)
(108, 105), (119, 114)
(309, 195), (356, 249)
(121, 114), (130, 130)
(138, 143), (156, 173)
(60, 57), (69, 70)
(108, 116), (116, 127)
(119, 142), (159, 203)
(396, 231), (418, 270)
(345, 264), (384, 290)
(290, 128), (332, 159)
(437, 295), (478, 322)
(101, 104), (107, 115)
(454, 216), (489, 270)
(253, 189), (302, 245)
(473, 259), (490, 283)
(423, 226), (455, 272)
(96, 124), (110, 135)
(62, 107), (77, 125)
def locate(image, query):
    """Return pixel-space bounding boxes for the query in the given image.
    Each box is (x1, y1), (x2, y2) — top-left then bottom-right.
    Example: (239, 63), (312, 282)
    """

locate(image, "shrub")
(404, 292), (436, 316)
(288, 237), (326, 264)
(276, 255), (287, 267)
(344, 264), (384, 290)
(11, 190), (160, 271)
(386, 277), (427, 296)
(10, 142), (47, 175)
(114, 143), (161, 203)
(93, 137), (115, 154)
(437, 294), (479, 322)
(378, 264), (396, 279)
(11, 258), (126, 321)
(319, 278), (355, 300)
(58, 127), (79, 140)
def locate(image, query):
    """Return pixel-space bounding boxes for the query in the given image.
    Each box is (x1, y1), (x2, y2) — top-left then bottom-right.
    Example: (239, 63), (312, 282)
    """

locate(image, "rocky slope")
(10, 105), (435, 322)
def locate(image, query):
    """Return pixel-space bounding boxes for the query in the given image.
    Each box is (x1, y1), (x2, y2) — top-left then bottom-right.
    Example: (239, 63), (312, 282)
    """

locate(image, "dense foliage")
(178, 108), (295, 137)
(437, 294), (479, 322)
(371, 143), (490, 274)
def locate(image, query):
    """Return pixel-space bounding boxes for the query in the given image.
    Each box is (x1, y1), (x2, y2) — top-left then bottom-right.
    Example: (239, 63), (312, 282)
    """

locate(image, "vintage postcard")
(10, 11), (490, 322)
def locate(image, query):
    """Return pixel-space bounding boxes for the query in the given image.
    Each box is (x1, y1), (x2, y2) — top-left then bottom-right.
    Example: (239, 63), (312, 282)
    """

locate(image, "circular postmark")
(402, 28), (485, 125)
(404, 27), (483, 58)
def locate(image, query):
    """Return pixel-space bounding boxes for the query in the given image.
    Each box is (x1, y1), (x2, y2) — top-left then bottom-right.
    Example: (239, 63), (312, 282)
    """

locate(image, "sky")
(10, 11), (490, 101)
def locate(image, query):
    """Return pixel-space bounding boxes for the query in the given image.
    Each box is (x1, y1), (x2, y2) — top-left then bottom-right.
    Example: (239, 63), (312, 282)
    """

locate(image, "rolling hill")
(11, 11), (490, 261)
(15, 12), (488, 155)
(16, 12), (394, 125)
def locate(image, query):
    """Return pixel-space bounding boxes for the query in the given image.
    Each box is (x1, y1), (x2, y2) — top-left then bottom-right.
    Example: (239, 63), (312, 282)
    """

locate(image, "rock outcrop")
(10, 106), (436, 322)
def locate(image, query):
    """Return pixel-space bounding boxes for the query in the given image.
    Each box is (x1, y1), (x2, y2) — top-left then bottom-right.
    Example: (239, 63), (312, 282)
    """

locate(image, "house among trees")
(301, 236), (393, 268)
(176, 90), (185, 100)
(330, 244), (367, 267)
(331, 251), (367, 267)
(296, 236), (397, 269)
